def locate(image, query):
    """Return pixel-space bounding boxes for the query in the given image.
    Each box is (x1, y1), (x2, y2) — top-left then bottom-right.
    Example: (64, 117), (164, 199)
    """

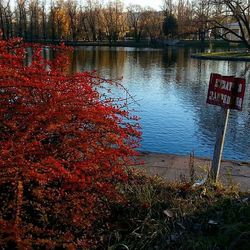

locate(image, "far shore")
(191, 51), (250, 61)
(136, 151), (250, 192)
(24, 39), (232, 49)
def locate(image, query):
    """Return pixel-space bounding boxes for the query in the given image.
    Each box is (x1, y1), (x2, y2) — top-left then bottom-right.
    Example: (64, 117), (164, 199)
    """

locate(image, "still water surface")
(69, 46), (250, 161)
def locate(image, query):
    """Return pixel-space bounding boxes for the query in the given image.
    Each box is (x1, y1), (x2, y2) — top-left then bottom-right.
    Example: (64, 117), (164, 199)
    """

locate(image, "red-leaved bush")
(0, 38), (140, 249)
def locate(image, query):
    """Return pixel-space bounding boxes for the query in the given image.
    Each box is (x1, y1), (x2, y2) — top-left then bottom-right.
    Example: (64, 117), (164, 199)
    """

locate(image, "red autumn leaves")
(0, 38), (140, 248)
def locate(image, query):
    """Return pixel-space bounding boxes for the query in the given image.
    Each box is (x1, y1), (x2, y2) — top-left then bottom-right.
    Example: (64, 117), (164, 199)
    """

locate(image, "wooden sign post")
(207, 73), (246, 181)
(211, 108), (230, 180)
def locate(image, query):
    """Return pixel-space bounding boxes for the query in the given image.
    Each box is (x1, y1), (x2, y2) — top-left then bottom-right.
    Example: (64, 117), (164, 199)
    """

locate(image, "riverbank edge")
(191, 53), (250, 61)
(135, 151), (250, 192)
(24, 39), (232, 49)
(138, 150), (250, 164)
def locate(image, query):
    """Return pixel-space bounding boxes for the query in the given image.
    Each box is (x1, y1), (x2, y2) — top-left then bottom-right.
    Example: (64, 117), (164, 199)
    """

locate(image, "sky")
(105, 0), (163, 10)
(120, 0), (163, 10)
(8, 0), (164, 11)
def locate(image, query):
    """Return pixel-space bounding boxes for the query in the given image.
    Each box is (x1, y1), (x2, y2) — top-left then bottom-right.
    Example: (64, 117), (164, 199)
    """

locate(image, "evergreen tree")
(163, 13), (178, 38)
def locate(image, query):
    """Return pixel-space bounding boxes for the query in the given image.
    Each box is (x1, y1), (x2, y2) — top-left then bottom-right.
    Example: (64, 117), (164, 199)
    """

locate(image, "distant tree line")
(0, 0), (250, 47)
(0, 0), (163, 43)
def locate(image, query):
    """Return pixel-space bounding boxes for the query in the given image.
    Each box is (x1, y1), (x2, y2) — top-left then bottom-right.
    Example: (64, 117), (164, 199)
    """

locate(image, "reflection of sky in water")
(68, 47), (250, 161)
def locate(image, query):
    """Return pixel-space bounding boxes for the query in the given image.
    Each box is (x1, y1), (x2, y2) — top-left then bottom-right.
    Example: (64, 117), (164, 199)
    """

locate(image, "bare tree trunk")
(0, 12), (5, 39)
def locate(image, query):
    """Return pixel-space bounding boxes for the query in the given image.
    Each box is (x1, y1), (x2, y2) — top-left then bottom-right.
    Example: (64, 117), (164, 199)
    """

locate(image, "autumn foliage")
(0, 38), (140, 248)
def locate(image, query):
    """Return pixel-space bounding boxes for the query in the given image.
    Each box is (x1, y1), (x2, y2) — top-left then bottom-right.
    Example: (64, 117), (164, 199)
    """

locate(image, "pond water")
(69, 46), (250, 161)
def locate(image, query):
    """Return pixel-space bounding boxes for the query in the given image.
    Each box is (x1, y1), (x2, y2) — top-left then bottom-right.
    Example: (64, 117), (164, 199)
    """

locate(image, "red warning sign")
(207, 73), (246, 111)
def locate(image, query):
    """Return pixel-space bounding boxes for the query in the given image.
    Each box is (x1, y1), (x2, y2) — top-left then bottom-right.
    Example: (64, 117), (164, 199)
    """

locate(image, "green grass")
(200, 51), (250, 57)
(193, 51), (250, 60)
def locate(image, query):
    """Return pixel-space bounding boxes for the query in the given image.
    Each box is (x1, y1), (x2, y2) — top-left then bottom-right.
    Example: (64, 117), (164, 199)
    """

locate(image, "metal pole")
(211, 108), (230, 181)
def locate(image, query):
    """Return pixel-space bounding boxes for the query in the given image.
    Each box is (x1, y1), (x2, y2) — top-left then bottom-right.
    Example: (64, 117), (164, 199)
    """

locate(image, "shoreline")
(191, 55), (250, 61)
(138, 150), (250, 164)
(136, 151), (250, 192)
(191, 52), (250, 61)
(24, 39), (232, 49)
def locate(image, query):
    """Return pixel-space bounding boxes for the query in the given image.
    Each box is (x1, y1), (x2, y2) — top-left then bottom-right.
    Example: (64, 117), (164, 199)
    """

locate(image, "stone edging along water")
(136, 152), (250, 192)
(191, 53), (250, 62)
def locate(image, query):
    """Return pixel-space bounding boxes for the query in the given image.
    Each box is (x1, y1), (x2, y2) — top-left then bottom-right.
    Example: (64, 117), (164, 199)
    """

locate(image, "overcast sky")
(9, 0), (164, 11)
(100, 0), (163, 10)
(120, 0), (163, 9)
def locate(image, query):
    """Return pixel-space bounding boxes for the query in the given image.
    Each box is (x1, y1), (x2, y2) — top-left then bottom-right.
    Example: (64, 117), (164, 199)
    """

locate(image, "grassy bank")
(1, 169), (249, 249)
(178, 40), (231, 48)
(108, 170), (249, 250)
(191, 51), (250, 61)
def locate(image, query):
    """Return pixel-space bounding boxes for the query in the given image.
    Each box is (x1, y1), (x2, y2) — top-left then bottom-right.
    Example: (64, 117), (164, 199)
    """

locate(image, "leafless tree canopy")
(0, 0), (249, 47)
(210, 0), (250, 48)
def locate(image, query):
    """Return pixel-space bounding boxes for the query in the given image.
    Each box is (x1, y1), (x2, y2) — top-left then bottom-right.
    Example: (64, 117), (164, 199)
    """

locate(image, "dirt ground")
(136, 152), (250, 192)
